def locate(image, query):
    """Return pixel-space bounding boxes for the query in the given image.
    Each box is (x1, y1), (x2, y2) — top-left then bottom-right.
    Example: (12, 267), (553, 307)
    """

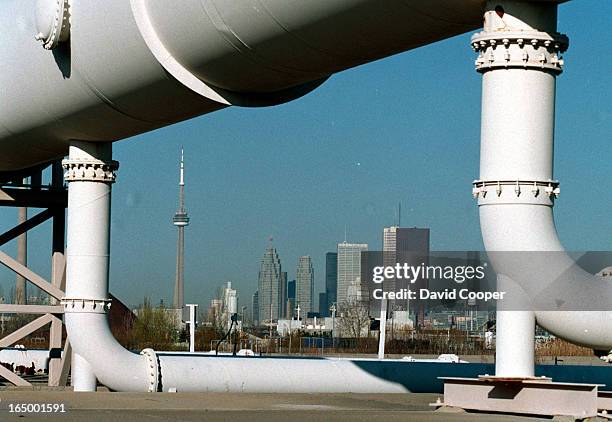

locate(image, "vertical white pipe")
(65, 142), (115, 391)
(473, 1), (566, 378)
(72, 353), (97, 391)
(494, 276), (535, 377)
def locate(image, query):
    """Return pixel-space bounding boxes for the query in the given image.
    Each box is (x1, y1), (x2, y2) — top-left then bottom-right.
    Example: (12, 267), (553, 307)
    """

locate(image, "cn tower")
(173, 148), (190, 310)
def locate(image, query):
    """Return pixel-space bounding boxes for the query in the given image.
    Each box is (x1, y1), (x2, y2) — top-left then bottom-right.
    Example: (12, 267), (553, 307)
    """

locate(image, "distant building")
(252, 291), (259, 326)
(287, 280), (296, 301)
(324, 252), (338, 317)
(207, 298), (223, 326)
(286, 279), (296, 319)
(319, 292), (327, 315)
(383, 226), (430, 328)
(279, 271), (288, 318)
(221, 282), (238, 330)
(337, 242), (368, 307)
(296, 256), (314, 315)
(257, 247), (283, 324)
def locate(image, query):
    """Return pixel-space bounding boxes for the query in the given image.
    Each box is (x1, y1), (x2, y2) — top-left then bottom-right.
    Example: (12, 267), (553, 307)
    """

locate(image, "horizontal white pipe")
(1, 0), (486, 171)
(157, 355), (408, 393)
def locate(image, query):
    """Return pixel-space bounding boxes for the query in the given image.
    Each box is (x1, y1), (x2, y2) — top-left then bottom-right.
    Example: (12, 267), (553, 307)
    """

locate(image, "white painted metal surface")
(62, 142), (152, 392)
(473, 1), (612, 378)
(1, 0), (486, 171)
(157, 355), (408, 393)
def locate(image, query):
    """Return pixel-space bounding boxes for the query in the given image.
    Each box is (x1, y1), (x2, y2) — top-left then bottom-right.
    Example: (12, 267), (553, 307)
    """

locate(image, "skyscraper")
(319, 292), (327, 315)
(324, 252), (338, 317)
(296, 256), (314, 315)
(279, 271), (288, 318)
(287, 279), (296, 319)
(221, 282), (238, 330)
(172, 148), (189, 310)
(383, 227), (430, 326)
(257, 246), (283, 324)
(252, 291), (259, 326)
(336, 242), (368, 307)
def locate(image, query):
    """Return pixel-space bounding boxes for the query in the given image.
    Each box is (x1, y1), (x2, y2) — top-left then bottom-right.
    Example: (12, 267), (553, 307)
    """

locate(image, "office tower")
(296, 256), (314, 315)
(324, 252), (338, 317)
(336, 242), (368, 307)
(172, 148), (190, 310)
(257, 246), (283, 324)
(252, 291), (259, 326)
(287, 280), (296, 301)
(319, 292), (327, 315)
(221, 282), (238, 330)
(280, 271), (287, 318)
(286, 279), (296, 319)
(383, 227), (430, 327)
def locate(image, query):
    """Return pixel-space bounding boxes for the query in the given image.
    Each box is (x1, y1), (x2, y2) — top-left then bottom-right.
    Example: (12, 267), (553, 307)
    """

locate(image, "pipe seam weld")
(61, 297), (112, 313)
(140, 348), (160, 392)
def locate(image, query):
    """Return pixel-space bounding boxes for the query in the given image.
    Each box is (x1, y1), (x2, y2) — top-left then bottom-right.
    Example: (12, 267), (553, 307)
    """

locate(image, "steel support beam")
(0, 305), (64, 314)
(0, 187), (67, 208)
(0, 251), (65, 300)
(0, 364), (31, 387)
(0, 314), (56, 347)
(0, 208), (53, 247)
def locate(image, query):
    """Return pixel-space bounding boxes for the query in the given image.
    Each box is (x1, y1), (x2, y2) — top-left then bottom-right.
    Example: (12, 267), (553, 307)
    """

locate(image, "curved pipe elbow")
(65, 313), (155, 392)
(479, 203), (612, 350)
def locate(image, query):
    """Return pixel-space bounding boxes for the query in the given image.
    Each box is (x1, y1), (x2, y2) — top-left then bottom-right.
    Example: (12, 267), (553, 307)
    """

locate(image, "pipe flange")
(35, 0), (71, 50)
(62, 158), (120, 183)
(61, 297), (112, 314)
(140, 348), (160, 393)
(471, 30), (568, 74)
(473, 179), (560, 205)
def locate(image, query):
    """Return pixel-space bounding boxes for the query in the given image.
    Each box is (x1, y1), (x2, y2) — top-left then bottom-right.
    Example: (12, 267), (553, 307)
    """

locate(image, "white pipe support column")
(62, 141), (157, 392)
(471, 1), (568, 378)
(71, 353), (97, 392)
(494, 275), (535, 377)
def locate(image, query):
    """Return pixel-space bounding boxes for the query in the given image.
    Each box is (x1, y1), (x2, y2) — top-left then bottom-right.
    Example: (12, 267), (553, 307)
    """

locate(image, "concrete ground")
(0, 390), (556, 421)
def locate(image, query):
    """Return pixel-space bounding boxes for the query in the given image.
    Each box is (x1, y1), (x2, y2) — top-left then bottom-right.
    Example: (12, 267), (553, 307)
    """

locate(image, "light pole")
(329, 303), (336, 350)
(186, 304), (198, 353)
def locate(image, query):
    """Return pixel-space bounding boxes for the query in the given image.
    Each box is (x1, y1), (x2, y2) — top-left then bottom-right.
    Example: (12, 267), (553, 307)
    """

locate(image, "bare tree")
(337, 297), (370, 339)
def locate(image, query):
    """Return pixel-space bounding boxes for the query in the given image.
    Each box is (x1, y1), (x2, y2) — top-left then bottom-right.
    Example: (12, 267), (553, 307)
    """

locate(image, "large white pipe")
(473, 1), (612, 377)
(59, 141), (433, 393)
(62, 141), (154, 392)
(157, 355), (407, 393)
(2, 0), (486, 172)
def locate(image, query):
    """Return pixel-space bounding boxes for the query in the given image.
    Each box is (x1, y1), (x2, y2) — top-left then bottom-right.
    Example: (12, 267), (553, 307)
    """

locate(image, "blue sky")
(1, 1), (610, 310)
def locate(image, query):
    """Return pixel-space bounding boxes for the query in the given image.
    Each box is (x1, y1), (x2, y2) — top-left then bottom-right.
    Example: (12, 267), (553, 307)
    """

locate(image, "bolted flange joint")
(62, 158), (120, 183)
(61, 297), (112, 314)
(471, 30), (569, 74)
(35, 0), (71, 50)
(140, 348), (160, 393)
(472, 179), (560, 206)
